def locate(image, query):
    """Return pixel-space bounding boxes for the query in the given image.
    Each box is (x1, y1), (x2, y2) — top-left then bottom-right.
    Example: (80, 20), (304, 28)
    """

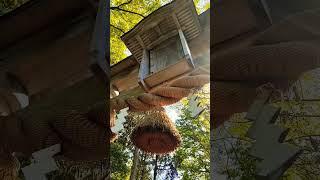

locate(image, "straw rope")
(0, 153), (19, 180)
(110, 68), (210, 113)
(212, 9), (320, 128)
(0, 103), (113, 165)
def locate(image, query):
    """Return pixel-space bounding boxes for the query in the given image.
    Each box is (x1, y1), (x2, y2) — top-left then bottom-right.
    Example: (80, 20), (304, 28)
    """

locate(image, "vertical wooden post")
(172, 12), (194, 68)
(90, 0), (109, 83)
(178, 29), (195, 68)
(138, 49), (150, 91)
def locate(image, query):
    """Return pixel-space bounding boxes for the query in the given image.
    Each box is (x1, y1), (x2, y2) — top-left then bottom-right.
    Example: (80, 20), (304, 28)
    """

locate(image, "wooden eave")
(111, 55), (138, 77)
(120, 0), (201, 63)
(0, 0), (91, 50)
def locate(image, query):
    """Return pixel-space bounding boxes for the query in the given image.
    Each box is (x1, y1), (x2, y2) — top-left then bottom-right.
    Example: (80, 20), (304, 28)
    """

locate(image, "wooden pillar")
(178, 28), (194, 68)
(138, 49), (150, 91)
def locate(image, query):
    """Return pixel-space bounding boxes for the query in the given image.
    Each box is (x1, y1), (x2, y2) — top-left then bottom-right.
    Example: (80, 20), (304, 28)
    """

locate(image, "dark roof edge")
(120, 0), (183, 40)
(0, 0), (40, 20)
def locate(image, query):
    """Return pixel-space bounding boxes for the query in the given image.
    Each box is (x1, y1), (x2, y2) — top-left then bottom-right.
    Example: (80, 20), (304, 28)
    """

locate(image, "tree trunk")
(130, 147), (139, 180)
(153, 155), (158, 180)
(139, 153), (146, 180)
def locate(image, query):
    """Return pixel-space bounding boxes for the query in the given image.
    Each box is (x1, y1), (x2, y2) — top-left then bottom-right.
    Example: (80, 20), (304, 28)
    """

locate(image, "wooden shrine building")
(110, 3), (210, 100)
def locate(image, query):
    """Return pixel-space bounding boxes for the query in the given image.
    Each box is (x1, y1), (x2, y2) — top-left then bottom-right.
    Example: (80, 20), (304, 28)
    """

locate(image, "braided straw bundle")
(49, 109), (115, 161)
(131, 109), (181, 154)
(212, 10), (320, 128)
(111, 71), (210, 113)
(87, 104), (117, 142)
(0, 153), (19, 180)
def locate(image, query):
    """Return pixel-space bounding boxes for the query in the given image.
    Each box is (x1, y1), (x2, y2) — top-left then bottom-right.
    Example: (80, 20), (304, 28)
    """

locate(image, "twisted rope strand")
(111, 70), (210, 113)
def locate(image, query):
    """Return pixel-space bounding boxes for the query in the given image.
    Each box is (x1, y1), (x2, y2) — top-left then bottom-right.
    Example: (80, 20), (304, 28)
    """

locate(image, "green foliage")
(110, 114), (135, 179)
(173, 87), (210, 179)
(110, 0), (165, 64)
(110, 112), (155, 180)
(216, 84), (320, 179)
(193, 0), (210, 14)
(0, 0), (27, 15)
(111, 143), (131, 179)
(274, 100), (320, 180)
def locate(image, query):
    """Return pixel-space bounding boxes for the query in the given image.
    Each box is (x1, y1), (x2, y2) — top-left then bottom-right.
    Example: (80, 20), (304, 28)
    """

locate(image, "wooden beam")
(154, 25), (162, 36)
(178, 28), (194, 68)
(135, 35), (146, 63)
(89, 0), (109, 81)
(144, 58), (192, 88)
(112, 68), (140, 93)
(135, 35), (146, 49)
(0, 0), (90, 50)
(87, 0), (99, 10)
(172, 13), (181, 29)
(15, 77), (106, 124)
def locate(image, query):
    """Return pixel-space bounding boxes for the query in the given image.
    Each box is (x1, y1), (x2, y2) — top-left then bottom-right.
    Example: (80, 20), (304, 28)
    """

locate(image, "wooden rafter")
(171, 13), (181, 29)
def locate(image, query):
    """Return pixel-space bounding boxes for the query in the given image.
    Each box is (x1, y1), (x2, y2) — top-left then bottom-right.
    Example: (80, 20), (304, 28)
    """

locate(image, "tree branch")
(111, 24), (125, 33)
(116, 0), (133, 8)
(111, 6), (145, 18)
(280, 113), (320, 118)
(285, 135), (320, 142)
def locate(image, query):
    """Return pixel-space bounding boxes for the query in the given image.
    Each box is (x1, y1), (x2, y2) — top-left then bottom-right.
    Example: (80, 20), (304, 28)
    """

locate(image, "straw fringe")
(0, 153), (19, 180)
(131, 110), (181, 154)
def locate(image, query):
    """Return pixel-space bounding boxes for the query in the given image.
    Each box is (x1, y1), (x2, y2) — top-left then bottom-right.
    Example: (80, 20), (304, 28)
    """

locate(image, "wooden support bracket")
(178, 29), (195, 68)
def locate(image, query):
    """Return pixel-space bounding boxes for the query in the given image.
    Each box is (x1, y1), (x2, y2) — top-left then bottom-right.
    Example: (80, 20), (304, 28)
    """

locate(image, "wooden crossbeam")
(136, 35), (146, 49)
(154, 25), (162, 36)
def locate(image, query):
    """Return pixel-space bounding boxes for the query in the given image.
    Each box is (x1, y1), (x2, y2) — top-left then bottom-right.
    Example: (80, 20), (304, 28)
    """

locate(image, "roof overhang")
(121, 0), (201, 62)
(0, 0), (92, 50)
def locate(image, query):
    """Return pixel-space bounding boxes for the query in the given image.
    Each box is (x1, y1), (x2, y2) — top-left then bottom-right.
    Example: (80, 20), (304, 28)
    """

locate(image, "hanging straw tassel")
(131, 109), (181, 154)
(0, 153), (20, 180)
